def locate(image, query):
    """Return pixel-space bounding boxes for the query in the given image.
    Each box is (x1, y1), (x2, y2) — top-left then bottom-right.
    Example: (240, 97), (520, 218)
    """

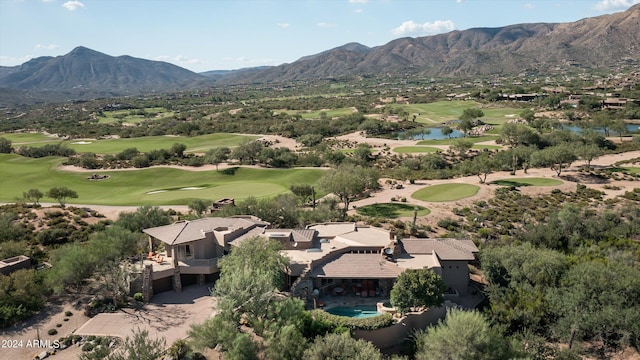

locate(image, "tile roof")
(401, 239), (478, 261)
(143, 218), (263, 245)
(310, 253), (403, 279)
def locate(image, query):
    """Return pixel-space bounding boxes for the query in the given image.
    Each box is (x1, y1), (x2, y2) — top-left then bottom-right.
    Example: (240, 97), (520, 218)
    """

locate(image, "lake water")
(563, 123), (640, 135)
(403, 127), (465, 140)
(400, 123), (639, 141)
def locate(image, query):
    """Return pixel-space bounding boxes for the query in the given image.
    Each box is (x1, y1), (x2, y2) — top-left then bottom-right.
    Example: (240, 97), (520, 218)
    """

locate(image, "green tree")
(530, 144), (577, 176)
(459, 153), (498, 184)
(457, 118), (475, 137)
(214, 236), (290, 321)
(188, 198), (209, 217)
(442, 126), (454, 139)
(46, 186), (78, 207)
(23, 188), (43, 206)
(573, 143), (604, 169)
(610, 119), (628, 141)
(548, 261), (640, 351)
(169, 142), (187, 158)
(450, 138), (473, 157)
(103, 328), (166, 360)
(231, 140), (263, 165)
(289, 184), (315, 206)
(481, 243), (568, 333)
(591, 111), (612, 136)
(303, 332), (383, 360)
(390, 268), (447, 314)
(78, 152), (100, 169)
(115, 205), (172, 233)
(415, 308), (521, 360)
(520, 109), (535, 123)
(0, 137), (12, 153)
(46, 243), (94, 293)
(500, 123), (539, 147)
(317, 164), (379, 218)
(205, 146), (231, 171)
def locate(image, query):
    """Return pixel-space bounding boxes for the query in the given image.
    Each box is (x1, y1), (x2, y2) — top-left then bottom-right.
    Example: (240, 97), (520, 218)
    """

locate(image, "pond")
(563, 123), (640, 135)
(400, 127), (465, 140)
(325, 305), (381, 319)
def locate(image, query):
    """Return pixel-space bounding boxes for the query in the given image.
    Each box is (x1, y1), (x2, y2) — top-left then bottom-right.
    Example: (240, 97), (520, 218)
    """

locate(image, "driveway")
(75, 284), (216, 346)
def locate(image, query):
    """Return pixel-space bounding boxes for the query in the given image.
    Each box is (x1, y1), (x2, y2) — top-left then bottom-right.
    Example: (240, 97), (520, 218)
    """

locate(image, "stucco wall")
(440, 260), (469, 295)
(354, 305), (446, 350)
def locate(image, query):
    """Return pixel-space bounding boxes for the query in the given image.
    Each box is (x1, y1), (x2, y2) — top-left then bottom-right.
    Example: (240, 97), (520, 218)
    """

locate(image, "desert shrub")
(82, 342), (94, 352)
(65, 310), (73, 316)
(48, 328), (58, 335)
(133, 293), (144, 302)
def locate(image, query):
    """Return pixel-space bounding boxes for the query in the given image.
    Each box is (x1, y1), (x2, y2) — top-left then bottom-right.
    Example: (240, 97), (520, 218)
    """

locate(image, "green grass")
(490, 178), (563, 187)
(96, 107), (174, 124)
(0, 154), (324, 205)
(356, 203), (430, 218)
(0, 132), (60, 144)
(3, 132), (257, 154)
(393, 146), (440, 153)
(417, 135), (499, 146)
(625, 167), (640, 174)
(411, 183), (479, 202)
(472, 144), (502, 150)
(390, 101), (522, 125)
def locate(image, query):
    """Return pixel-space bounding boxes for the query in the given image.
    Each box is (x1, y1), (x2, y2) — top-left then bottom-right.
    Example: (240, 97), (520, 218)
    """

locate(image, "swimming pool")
(325, 305), (381, 319)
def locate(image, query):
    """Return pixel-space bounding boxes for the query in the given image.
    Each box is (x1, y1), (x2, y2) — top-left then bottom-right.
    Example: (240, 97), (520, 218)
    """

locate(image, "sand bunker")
(71, 141), (92, 144)
(146, 190), (168, 195)
(179, 187), (205, 190)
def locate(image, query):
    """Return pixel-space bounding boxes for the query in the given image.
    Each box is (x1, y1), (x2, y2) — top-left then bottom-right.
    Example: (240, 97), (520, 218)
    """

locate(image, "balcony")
(135, 254), (220, 280)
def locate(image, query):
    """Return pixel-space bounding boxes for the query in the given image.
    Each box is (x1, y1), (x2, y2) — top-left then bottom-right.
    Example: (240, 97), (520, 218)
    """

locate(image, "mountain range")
(1, 4), (638, 103)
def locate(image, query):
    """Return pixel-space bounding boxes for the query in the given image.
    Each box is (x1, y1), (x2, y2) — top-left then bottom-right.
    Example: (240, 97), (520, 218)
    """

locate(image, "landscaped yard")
(356, 203), (430, 218)
(0, 154), (323, 205)
(411, 183), (479, 202)
(490, 178), (563, 187)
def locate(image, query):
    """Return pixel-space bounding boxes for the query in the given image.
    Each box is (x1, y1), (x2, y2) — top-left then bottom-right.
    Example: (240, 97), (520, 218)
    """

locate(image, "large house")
(140, 218), (478, 303)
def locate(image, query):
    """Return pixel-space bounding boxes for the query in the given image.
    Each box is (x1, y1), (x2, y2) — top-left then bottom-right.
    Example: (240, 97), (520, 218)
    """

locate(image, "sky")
(1, 0), (639, 73)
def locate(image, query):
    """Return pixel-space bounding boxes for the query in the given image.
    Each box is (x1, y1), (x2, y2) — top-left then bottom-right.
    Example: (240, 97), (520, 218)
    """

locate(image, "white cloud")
(277, 23), (290, 28)
(456, 0), (465, 3)
(391, 20), (455, 36)
(155, 55), (203, 66)
(593, 0), (640, 11)
(524, 3), (535, 9)
(0, 55), (35, 67)
(354, 8), (363, 13)
(348, 0), (368, 3)
(42, 0), (56, 3)
(35, 44), (59, 50)
(62, 1), (84, 11)
(316, 22), (337, 28)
